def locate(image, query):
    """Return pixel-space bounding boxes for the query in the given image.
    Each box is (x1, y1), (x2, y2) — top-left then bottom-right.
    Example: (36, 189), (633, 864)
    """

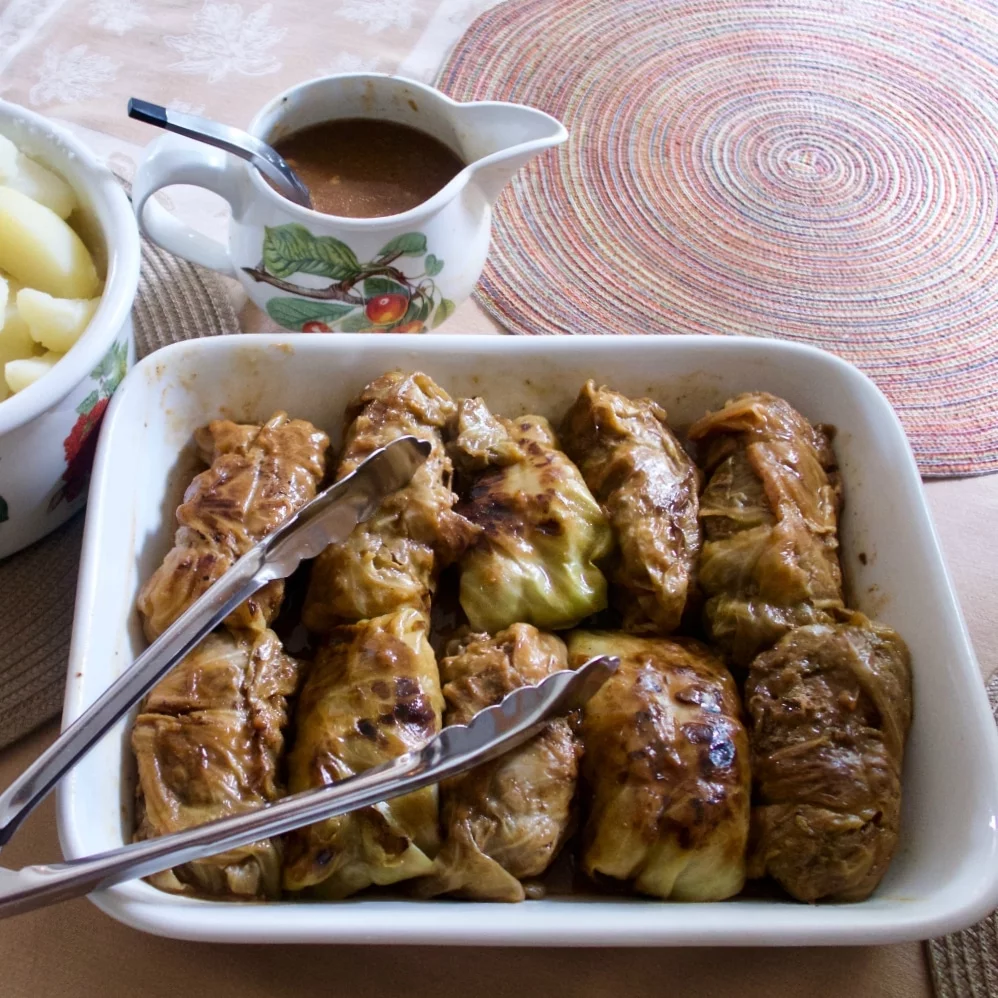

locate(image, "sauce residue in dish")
(272, 118), (465, 218)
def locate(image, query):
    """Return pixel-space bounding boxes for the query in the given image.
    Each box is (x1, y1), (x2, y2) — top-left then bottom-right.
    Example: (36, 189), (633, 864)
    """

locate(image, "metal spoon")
(127, 98), (312, 209)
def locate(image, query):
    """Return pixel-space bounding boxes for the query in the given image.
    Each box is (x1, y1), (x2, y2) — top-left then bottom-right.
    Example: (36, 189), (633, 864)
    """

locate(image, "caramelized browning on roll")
(688, 392), (843, 665)
(417, 624), (581, 901)
(745, 614), (912, 902)
(137, 412), (329, 641)
(453, 399), (613, 633)
(561, 381), (701, 634)
(301, 371), (477, 632)
(131, 629), (302, 899)
(283, 608), (444, 898)
(568, 631), (750, 901)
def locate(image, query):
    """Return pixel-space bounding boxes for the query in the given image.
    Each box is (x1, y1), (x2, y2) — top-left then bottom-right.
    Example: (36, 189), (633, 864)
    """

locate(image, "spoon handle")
(127, 98), (312, 209)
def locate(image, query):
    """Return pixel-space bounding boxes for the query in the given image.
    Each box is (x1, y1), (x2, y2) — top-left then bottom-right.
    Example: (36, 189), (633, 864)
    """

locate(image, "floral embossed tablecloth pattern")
(0, 0), (495, 137)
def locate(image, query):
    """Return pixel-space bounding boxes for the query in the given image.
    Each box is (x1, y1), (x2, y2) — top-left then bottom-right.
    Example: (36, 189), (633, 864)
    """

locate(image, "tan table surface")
(0, 2), (995, 994)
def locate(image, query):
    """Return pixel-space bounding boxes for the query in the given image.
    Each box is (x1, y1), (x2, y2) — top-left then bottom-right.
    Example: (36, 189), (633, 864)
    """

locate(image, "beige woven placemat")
(927, 668), (998, 996)
(0, 235), (238, 750)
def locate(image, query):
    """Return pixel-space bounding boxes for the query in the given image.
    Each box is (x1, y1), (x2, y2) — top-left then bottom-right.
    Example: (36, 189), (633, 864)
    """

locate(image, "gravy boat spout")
(453, 101), (568, 204)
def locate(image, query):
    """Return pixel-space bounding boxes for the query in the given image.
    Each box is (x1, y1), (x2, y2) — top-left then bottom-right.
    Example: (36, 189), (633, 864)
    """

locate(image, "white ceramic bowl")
(0, 99), (139, 558)
(59, 334), (998, 946)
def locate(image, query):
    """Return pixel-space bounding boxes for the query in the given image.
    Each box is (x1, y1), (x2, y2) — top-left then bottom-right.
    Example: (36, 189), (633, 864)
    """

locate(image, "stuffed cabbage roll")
(301, 371), (477, 633)
(283, 608), (443, 898)
(687, 392), (844, 665)
(745, 614), (912, 902)
(137, 412), (329, 642)
(567, 631), (750, 901)
(561, 381), (701, 634)
(417, 624), (581, 901)
(453, 399), (613, 633)
(131, 628), (301, 899)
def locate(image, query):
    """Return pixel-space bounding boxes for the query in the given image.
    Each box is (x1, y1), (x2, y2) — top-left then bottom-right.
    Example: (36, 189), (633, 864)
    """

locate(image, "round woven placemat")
(438, 0), (998, 477)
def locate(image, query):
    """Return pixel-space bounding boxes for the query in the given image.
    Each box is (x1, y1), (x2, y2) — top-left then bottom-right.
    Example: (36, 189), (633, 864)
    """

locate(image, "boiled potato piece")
(8, 157), (76, 219)
(0, 136), (16, 183)
(0, 135), (76, 218)
(0, 188), (99, 298)
(0, 277), (34, 364)
(3, 305), (32, 348)
(0, 299), (35, 399)
(17, 288), (99, 353)
(0, 305), (34, 359)
(5, 351), (62, 394)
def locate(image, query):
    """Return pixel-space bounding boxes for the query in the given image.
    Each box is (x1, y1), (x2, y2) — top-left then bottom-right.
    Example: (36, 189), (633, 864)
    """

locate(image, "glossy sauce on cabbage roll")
(131, 628), (301, 899)
(137, 412), (329, 641)
(416, 624), (581, 901)
(452, 399), (613, 633)
(561, 381), (701, 634)
(688, 392), (843, 666)
(568, 631), (750, 901)
(745, 614), (912, 902)
(301, 371), (477, 632)
(283, 608), (443, 898)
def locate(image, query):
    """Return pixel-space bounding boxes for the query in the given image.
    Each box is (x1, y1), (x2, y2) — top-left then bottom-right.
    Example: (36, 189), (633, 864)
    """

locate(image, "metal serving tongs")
(0, 432), (618, 919)
(0, 653), (616, 918)
(0, 435), (431, 855)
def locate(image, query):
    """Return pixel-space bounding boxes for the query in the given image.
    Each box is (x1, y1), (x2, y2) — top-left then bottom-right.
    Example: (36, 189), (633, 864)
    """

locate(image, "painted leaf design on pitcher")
(262, 224), (361, 280)
(265, 298), (356, 330)
(376, 232), (427, 258)
(249, 223), (453, 334)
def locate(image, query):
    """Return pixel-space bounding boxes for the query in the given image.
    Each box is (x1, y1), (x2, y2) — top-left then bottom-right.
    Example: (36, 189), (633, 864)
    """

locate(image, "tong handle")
(0, 549), (266, 848)
(0, 751), (420, 919)
(0, 657), (617, 920)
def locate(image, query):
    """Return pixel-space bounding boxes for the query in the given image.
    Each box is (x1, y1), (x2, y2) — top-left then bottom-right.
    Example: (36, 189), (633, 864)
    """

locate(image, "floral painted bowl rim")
(0, 99), (140, 436)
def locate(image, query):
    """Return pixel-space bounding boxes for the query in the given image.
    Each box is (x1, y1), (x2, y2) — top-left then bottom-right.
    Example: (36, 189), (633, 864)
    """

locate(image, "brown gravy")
(273, 118), (465, 218)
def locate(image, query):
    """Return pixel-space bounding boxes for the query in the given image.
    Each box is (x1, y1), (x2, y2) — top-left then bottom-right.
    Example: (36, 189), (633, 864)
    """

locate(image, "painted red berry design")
(48, 341), (128, 513)
(61, 397), (109, 502)
(365, 293), (409, 325)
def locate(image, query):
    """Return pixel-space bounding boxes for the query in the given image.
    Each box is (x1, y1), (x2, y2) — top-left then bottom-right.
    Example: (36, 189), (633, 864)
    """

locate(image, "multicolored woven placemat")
(438, 0), (998, 477)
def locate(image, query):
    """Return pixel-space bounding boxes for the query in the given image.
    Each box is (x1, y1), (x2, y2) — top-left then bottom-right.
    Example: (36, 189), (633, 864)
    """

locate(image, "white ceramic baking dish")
(57, 334), (998, 946)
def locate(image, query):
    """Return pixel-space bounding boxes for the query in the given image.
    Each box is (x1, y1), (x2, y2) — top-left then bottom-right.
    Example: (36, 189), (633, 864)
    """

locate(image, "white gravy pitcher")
(133, 74), (567, 332)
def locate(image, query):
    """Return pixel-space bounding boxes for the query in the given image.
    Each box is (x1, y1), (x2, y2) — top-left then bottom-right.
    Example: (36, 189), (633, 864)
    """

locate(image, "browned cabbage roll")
(452, 399), (613, 633)
(131, 629), (301, 899)
(301, 371), (477, 633)
(137, 412), (329, 642)
(416, 624), (581, 901)
(567, 631), (750, 900)
(561, 381), (701, 634)
(745, 614), (912, 902)
(283, 608), (443, 898)
(687, 392), (844, 665)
